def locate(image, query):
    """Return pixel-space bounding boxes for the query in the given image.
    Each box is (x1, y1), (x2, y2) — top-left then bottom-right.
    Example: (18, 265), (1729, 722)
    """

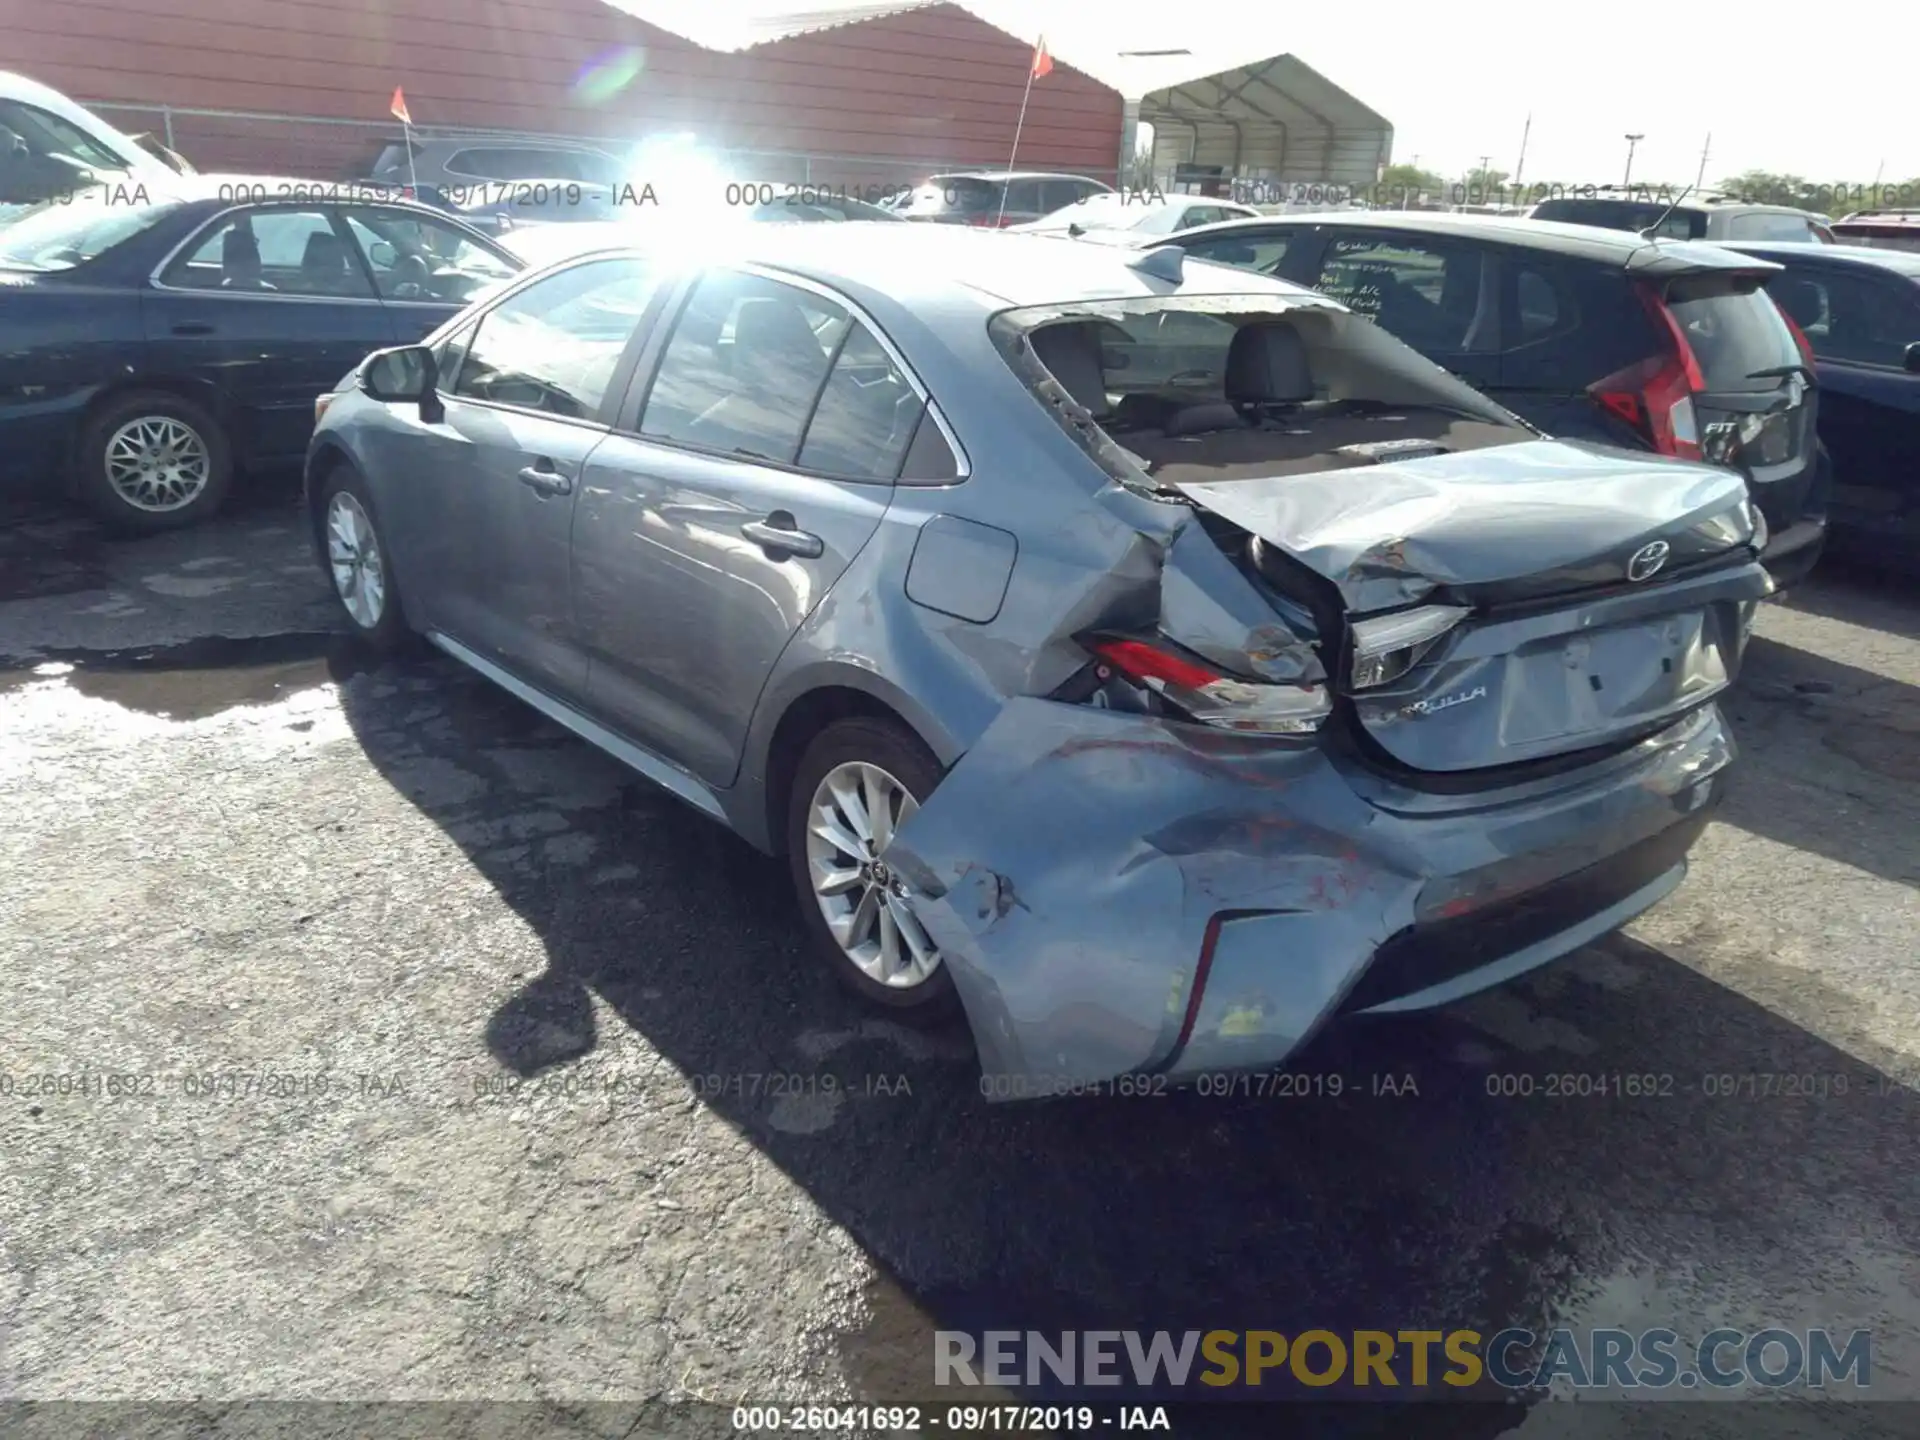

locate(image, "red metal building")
(9, 0), (1126, 188)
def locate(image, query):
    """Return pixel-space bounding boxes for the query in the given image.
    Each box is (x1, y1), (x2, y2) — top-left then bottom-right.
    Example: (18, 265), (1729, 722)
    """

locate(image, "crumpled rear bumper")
(884, 699), (1733, 1100)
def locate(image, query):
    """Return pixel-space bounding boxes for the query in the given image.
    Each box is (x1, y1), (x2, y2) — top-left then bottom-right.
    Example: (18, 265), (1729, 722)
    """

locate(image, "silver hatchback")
(306, 226), (1768, 1099)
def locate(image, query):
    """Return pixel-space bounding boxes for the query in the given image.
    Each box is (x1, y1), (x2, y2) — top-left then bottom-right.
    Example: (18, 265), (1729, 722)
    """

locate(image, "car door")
(572, 267), (911, 786)
(1304, 230), (1503, 390)
(1776, 265), (1920, 536)
(337, 204), (522, 343)
(374, 255), (663, 696)
(144, 204), (394, 463)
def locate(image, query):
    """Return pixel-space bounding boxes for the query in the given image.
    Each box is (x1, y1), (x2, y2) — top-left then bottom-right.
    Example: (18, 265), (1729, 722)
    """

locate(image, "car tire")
(316, 464), (414, 652)
(75, 390), (234, 533)
(786, 716), (961, 1022)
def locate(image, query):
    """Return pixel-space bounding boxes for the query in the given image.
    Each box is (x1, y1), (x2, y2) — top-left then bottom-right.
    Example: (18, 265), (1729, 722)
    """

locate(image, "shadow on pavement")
(321, 644), (1920, 1438)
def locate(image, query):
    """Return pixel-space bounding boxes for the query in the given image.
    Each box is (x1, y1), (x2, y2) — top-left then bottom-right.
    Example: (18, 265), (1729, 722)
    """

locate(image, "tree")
(1380, 162), (1443, 194)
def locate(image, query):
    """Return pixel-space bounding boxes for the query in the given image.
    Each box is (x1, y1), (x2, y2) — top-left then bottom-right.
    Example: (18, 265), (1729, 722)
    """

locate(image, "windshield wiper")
(1747, 363), (1816, 384)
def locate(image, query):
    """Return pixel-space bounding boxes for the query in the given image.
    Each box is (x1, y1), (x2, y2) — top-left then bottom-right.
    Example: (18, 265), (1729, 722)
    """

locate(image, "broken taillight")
(1084, 634), (1331, 734)
(1348, 604), (1470, 689)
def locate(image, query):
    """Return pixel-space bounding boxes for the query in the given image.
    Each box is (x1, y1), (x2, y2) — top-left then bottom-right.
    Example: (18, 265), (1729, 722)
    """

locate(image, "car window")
(452, 257), (656, 419)
(448, 147), (580, 182)
(795, 323), (921, 479)
(163, 209), (376, 298)
(640, 270), (848, 463)
(1037, 180), (1082, 211)
(1724, 213), (1819, 243)
(1313, 235), (1496, 352)
(900, 177), (996, 216)
(1001, 180), (1042, 215)
(1530, 199), (1707, 240)
(1663, 276), (1800, 391)
(0, 99), (129, 175)
(1769, 269), (1920, 368)
(342, 207), (519, 304)
(1511, 265), (1578, 346)
(0, 192), (183, 271)
(1182, 229), (1295, 276)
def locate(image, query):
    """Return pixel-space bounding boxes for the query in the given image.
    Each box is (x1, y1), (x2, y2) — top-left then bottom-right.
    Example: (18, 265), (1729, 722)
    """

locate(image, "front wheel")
(786, 717), (959, 1021)
(317, 467), (413, 650)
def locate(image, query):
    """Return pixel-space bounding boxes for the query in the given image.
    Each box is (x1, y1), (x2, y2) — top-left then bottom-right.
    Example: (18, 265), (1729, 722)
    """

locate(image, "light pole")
(1623, 133), (1644, 188)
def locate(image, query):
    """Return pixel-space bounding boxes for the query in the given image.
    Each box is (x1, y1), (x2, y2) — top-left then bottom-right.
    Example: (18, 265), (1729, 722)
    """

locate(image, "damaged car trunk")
(1002, 294), (1770, 786)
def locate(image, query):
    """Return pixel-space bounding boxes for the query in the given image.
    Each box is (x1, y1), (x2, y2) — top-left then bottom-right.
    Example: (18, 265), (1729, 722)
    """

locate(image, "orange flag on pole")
(390, 86), (412, 125)
(1030, 37), (1052, 79)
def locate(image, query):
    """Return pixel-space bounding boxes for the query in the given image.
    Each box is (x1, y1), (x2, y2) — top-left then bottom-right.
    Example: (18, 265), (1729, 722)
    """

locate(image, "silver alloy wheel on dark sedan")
(327, 490), (387, 629)
(104, 415), (211, 513)
(805, 759), (943, 989)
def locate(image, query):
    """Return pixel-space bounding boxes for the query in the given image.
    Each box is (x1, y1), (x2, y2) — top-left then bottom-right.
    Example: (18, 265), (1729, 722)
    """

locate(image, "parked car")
(1831, 210), (1920, 254)
(893, 171), (1112, 227)
(0, 70), (187, 221)
(498, 201), (900, 267)
(1727, 241), (1920, 564)
(0, 176), (521, 530)
(1011, 193), (1259, 237)
(1527, 188), (1834, 244)
(357, 135), (628, 193)
(305, 225), (1765, 1097)
(1142, 211), (1829, 586)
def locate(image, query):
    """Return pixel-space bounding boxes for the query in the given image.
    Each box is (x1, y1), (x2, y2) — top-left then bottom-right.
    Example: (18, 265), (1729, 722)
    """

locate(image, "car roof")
(527, 221), (1320, 313)
(1534, 193), (1815, 218)
(1166, 209), (1776, 270)
(1726, 240), (1920, 278)
(116, 172), (455, 211)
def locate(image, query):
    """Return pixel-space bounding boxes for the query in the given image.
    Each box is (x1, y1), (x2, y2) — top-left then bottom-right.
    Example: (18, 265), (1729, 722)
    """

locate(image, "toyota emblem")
(1627, 540), (1670, 583)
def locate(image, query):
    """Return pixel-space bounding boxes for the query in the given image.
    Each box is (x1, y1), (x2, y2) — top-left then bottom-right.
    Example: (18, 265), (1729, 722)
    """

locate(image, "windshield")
(0, 193), (182, 270)
(993, 296), (1528, 492)
(1531, 199), (1707, 240)
(1664, 277), (1800, 391)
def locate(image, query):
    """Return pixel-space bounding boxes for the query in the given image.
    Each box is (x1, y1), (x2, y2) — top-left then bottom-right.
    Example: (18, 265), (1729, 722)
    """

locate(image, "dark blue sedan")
(0, 175), (521, 530)
(1729, 241), (1920, 565)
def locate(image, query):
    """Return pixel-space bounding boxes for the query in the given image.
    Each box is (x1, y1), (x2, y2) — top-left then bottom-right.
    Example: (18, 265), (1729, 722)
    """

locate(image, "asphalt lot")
(2, 479), (1918, 1438)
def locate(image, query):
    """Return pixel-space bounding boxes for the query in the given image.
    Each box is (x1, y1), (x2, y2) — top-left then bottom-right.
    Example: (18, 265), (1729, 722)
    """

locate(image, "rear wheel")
(75, 391), (233, 533)
(786, 717), (958, 1020)
(318, 467), (413, 651)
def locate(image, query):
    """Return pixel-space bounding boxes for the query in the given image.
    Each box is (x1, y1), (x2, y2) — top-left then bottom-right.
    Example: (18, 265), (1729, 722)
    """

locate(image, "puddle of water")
(0, 631), (373, 721)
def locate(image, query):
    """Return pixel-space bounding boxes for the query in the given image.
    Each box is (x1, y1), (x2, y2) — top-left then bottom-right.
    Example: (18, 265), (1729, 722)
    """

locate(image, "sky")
(961, 0), (1920, 188)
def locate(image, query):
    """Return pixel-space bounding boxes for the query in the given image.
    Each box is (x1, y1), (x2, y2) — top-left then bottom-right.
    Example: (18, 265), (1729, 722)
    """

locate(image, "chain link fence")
(84, 101), (1114, 201)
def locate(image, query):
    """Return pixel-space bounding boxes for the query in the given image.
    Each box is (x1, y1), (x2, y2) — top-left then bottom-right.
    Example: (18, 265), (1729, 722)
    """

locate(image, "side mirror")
(367, 240), (397, 268)
(360, 344), (443, 422)
(1906, 342), (1920, 374)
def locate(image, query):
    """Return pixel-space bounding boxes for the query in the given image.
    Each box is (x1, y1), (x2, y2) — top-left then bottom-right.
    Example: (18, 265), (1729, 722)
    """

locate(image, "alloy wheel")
(104, 416), (211, 513)
(326, 491), (387, 630)
(804, 760), (942, 988)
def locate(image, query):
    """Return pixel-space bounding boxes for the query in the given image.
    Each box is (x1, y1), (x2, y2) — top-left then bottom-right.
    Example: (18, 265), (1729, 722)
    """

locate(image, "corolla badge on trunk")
(1379, 684), (1489, 723)
(1627, 540), (1671, 583)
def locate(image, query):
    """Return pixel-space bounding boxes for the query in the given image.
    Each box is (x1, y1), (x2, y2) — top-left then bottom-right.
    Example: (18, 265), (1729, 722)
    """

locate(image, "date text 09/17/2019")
(731, 1404), (1170, 1432)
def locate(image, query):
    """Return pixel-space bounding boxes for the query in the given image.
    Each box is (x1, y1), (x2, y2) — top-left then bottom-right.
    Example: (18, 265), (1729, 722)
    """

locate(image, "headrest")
(1225, 322), (1313, 406)
(221, 227), (261, 267)
(1029, 323), (1110, 416)
(732, 297), (827, 376)
(302, 231), (348, 271)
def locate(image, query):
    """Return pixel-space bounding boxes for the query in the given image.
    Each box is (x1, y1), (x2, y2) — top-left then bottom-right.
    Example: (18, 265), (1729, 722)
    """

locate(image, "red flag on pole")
(390, 86), (412, 125)
(1030, 38), (1052, 79)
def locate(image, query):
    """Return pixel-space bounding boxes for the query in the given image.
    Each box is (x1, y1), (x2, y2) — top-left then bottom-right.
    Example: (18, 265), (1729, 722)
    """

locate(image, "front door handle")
(516, 464), (573, 497)
(742, 514), (824, 559)
(170, 322), (215, 336)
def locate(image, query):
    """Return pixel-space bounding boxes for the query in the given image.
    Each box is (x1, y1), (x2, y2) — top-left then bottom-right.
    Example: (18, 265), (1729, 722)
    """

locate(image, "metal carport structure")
(1081, 51), (1394, 189)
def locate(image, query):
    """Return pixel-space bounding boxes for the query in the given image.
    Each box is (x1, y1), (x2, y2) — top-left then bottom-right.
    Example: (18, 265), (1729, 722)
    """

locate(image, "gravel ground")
(2, 489), (1917, 1439)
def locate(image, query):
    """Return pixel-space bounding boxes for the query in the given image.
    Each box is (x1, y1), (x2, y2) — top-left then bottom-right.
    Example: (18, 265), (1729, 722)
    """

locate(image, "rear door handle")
(742, 514), (824, 559)
(516, 465), (573, 497)
(170, 322), (215, 336)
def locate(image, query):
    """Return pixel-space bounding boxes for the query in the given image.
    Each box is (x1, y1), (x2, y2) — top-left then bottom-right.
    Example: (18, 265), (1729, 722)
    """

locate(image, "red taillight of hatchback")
(1589, 282), (1708, 459)
(1779, 308), (1818, 369)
